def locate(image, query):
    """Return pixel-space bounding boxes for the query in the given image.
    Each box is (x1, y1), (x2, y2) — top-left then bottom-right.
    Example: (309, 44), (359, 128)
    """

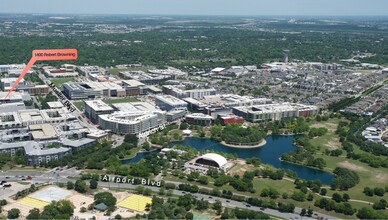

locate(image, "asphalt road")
(0, 169), (340, 220)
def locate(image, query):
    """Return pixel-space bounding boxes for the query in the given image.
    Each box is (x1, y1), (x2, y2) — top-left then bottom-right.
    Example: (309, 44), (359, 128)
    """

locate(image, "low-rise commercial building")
(0, 78), (25, 91)
(162, 85), (216, 99)
(186, 113), (213, 126)
(62, 82), (126, 100)
(98, 101), (167, 135)
(0, 141), (71, 165)
(166, 109), (187, 122)
(84, 100), (115, 124)
(44, 68), (79, 78)
(155, 95), (188, 111)
(99, 111), (166, 135)
(119, 71), (174, 85)
(0, 108), (76, 129)
(77, 65), (107, 78)
(232, 103), (318, 122)
(119, 80), (147, 96)
(217, 114), (244, 125)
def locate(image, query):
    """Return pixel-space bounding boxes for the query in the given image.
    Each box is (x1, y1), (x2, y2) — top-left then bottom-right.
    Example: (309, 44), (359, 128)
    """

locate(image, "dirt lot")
(339, 161), (367, 172)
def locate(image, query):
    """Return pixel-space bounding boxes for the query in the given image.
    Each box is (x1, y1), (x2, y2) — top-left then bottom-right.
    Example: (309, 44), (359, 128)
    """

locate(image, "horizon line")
(1, 12), (388, 18)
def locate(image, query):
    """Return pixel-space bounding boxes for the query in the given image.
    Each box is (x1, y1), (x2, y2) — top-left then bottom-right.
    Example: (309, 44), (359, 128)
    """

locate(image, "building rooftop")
(234, 103), (318, 114)
(84, 100), (114, 111)
(121, 80), (145, 87)
(0, 91), (27, 101)
(47, 101), (64, 109)
(196, 153), (227, 168)
(0, 141), (70, 156)
(29, 124), (58, 140)
(112, 102), (157, 112)
(155, 95), (187, 106)
(186, 113), (213, 119)
(62, 138), (96, 148)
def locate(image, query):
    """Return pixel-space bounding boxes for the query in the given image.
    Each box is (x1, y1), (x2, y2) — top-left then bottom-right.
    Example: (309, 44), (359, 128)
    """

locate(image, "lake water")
(123, 135), (333, 184)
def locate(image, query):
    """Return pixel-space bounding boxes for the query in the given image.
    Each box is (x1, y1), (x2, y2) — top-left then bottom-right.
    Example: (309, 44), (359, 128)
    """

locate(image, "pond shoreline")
(220, 139), (267, 149)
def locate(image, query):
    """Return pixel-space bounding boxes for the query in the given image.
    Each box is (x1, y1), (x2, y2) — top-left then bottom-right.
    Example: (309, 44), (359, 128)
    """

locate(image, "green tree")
(343, 193), (350, 202)
(212, 200), (223, 215)
(320, 188), (327, 196)
(90, 179), (98, 189)
(185, 212), (194, 220)
(26, 208), (40, 220)
(75, 180), (88, 193)
(94, 192), (117, 207)
(67, 181), (74, 190)
(307, 208), (313, 217)
(41, 200), (75, 219)
(300, 208), (306, 216)
(7, 208), (20, 219)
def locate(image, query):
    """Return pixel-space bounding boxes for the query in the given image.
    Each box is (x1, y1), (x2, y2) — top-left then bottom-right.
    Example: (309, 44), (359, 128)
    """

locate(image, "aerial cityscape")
(0, 0), (387, 219)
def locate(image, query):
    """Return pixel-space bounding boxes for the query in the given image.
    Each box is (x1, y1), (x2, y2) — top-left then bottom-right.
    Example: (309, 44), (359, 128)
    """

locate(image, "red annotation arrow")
(4, 49), (78, 100)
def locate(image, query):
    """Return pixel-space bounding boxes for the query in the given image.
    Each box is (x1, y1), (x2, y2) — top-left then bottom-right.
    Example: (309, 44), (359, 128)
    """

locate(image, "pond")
(123, 135), (333, 184)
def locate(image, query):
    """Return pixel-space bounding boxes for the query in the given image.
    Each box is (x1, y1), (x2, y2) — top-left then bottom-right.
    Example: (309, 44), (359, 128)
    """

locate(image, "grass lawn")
(103, 97), (139, 104)
(73, 101), (85, 111)
(109, 67), (150, 76)
(2, 165), (49, 171)
(308, 118), (388, 205)
(122, 147), (142, 159)
(165, 173), (355, 218)
(193, 212), (213, 220)
(51, 77), (75, 87)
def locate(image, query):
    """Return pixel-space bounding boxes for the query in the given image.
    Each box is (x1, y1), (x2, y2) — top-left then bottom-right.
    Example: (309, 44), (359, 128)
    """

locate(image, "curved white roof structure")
(196, 153), (227, 168)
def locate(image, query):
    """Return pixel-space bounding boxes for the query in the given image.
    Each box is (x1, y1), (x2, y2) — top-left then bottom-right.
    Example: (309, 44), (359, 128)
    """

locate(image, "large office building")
(119, 80), (147, 96)
(0, 64), (25, 77)
(99, 111), (166, 135)
(155, 95), (188, 111)
(119, 71), (174, 85)
(98, 102), (167, 135)
(162, 85), (216, 99)
(232, 103), (318, 122)
(0, 91), (28, 103)
(0, 78), (25, 91)
(84, 100), (115, 124)
(62, 82), (126, 100)
(186, 113), (213, 126)
(1, 78), (48, 95)
(77, 65), (107, 77)
(0, 141), (71, 165)
(44, 68), (79, 78)
(0, 108), (76, 129)
(0, 107), (100, 165)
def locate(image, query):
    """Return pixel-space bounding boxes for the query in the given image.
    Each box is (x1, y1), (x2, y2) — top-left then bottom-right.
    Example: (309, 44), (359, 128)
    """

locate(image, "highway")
(0, 169), (339, 220)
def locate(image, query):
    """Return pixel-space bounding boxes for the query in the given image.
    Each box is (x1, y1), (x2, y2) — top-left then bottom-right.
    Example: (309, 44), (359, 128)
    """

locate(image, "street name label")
(101, 175), (162, 187)
(4, 48), (78, 100)
(33, 49), (77, 60)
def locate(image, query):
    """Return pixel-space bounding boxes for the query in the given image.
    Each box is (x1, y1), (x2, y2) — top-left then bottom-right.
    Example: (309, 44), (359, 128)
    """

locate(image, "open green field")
(165, 174), (356, 219)
(51, 77), (75, 87)
(193, 212), (213, 220)
(308, 118), (388, 205)
(108, 67), (150, 76)
(73, 101), (85, 111)
(103, 97), (139, 104)
(1, 165), (48, 171)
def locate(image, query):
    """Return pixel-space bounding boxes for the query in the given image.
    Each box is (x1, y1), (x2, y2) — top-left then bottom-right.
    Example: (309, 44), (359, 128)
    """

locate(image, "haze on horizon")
(1, 0), (388, 16)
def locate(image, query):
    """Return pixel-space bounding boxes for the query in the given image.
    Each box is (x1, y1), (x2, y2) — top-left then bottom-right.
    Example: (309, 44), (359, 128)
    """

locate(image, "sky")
(1, 0), (388, 16)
